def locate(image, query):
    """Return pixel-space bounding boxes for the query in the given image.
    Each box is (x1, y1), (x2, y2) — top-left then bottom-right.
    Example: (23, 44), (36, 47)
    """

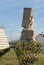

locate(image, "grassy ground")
(0, 49), (44, 65)
(33, 53), (44, 65)
(0, 49), (19, 65)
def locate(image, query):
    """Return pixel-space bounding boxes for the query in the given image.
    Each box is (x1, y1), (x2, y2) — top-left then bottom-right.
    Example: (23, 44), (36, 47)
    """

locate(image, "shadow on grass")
(0, 48), (10, 57)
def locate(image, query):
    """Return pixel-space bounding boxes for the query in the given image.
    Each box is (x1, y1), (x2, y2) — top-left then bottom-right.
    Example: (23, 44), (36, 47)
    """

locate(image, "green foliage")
(0, 49), (44, 65)
(14, 40), (42, 65)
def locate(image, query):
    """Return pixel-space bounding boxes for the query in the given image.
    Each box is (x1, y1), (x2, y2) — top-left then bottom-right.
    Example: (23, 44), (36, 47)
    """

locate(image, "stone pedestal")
(21, 8), (35, 41)
(21, 30), (34, 40)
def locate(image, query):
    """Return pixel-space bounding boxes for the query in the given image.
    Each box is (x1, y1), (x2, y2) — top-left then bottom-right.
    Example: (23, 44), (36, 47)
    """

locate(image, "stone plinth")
(21, 30), (34, 40)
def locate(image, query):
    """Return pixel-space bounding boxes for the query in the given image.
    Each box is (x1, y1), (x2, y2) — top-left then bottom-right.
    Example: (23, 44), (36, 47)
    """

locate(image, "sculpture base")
(21, 29), (35, 41)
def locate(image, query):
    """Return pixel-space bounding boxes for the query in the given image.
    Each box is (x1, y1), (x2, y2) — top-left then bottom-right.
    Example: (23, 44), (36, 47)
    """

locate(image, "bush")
(14, 40), (42, 65)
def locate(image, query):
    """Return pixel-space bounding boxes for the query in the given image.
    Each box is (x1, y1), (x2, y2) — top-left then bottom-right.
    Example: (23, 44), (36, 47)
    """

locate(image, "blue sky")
(0, 0), (44, 41)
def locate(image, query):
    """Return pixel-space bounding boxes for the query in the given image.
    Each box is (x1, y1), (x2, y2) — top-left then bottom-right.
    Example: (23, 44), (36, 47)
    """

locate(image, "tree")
(14, 40), (42, 65)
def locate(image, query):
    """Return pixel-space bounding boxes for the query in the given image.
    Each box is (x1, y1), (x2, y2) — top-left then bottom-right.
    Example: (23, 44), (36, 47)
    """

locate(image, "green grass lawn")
(0, 49), (44, 65)
(33, 53), (44, 65)
(0, 49), (19, 65)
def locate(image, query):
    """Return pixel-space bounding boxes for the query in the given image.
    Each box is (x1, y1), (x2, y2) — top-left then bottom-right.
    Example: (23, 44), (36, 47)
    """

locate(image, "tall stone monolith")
(21, 8), (35, 41)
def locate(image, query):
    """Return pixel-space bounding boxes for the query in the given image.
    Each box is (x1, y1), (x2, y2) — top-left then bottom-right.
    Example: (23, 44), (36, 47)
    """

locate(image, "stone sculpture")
(21, 8), (35, 41)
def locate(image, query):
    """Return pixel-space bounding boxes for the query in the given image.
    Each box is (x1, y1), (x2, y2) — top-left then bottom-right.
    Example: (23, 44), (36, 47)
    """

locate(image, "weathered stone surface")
(22, 8), (33, 28)
(21, 30), (34, 40)
(21, 8), (35, 41)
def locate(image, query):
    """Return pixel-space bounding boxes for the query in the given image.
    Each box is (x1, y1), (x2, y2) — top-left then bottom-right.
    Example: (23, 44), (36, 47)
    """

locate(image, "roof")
(39, 34), (44, 37)
(36, 33), (44, 38)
